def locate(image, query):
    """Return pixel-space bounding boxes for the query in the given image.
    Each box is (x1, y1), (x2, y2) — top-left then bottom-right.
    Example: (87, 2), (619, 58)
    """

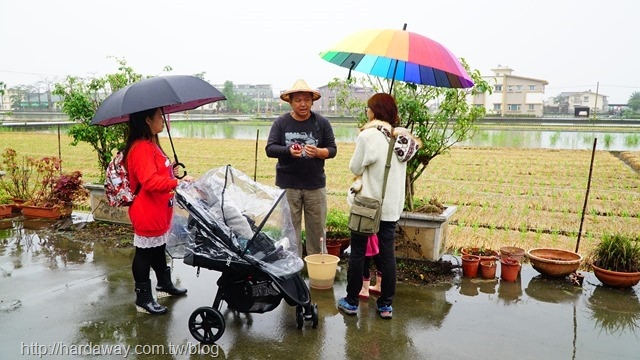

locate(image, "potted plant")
(480, 260), (497, 279)
(325, 208), (350, 255)
(329, 60), (491, 261)
(0, 189), (13, 218)
(590, 234), (640, 289)
(0, 147), (35, 203)
(461, 246), (499, 263)
(21, 156), (89, 219)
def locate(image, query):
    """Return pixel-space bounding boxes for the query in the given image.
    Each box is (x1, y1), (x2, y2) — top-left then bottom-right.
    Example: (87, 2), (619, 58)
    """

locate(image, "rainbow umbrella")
(319, 24), (474, 91)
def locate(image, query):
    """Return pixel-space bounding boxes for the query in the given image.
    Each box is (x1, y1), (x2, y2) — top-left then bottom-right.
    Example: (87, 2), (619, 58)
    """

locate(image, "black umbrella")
(91, 75), (226, 177)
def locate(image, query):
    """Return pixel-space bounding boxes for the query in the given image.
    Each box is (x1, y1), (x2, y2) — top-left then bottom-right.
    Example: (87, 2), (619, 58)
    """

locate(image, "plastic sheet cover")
(167, 165), (303, 277)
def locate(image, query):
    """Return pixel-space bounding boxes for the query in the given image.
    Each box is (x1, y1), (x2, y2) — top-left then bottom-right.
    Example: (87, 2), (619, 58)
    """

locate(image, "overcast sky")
(1, 0), (637, 103)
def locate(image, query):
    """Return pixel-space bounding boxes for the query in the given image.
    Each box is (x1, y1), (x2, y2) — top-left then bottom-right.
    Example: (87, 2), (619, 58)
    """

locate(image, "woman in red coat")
(123, 107), (193, 315)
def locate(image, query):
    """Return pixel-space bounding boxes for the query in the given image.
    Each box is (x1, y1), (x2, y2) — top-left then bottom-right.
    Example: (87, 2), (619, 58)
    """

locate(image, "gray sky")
(1, 0), (637, 103)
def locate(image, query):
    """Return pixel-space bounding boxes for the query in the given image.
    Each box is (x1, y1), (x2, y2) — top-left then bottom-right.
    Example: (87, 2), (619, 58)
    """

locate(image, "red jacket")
(126, 140), (178, 237)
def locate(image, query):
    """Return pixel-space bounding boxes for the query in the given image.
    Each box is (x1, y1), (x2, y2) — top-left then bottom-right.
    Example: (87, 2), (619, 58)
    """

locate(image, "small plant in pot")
(0, 192), (12, 205)
(0, 190), (13, 217)
(325, 208), (350, 254)
(461, 246), (499, 262)
(590, 233), (640, 289)
(22, 156), (89, 218)
(0, 147), (36, 202)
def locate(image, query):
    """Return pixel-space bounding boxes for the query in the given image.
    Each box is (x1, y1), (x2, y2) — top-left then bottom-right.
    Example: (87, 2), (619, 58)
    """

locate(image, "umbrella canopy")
(91, 75), (226, 126)
(319, 26), (474, 89)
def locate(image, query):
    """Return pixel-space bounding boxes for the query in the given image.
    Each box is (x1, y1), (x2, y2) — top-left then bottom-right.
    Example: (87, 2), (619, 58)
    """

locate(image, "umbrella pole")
(347, 61), (355, 80)
(254, 129), (259, 182)
(388, 23), (408, 94)
(575, 137), (597, 253)
(161, 108), (186, 178)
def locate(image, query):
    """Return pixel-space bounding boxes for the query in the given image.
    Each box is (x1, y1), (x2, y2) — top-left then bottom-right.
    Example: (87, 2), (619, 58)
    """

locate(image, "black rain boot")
(155, 267), (188, 298)
(135, 281), (168, 315)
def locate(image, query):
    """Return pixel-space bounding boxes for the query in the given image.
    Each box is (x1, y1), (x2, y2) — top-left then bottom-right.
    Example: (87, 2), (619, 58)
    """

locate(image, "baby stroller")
(169, 165), (318, 344)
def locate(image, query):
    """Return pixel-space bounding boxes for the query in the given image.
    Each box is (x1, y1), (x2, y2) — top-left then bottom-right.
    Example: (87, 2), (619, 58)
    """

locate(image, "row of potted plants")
(0, 147), (88, 219)
(459, 238), (640, 290)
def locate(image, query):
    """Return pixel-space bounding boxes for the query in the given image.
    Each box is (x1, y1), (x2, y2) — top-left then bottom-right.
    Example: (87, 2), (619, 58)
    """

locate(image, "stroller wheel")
(311, 303), (319, 328)
(188, 306), (225, 344)
(296, 305), (304, 329)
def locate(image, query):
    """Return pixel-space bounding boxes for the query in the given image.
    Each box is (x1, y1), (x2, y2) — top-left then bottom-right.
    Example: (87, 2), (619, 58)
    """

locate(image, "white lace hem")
(134, 232), (169, 248)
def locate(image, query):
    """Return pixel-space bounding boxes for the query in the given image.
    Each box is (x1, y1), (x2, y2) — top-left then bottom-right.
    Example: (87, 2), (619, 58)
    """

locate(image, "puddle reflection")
(1, 217), (640, 359)
(0, 217), (94, 271)
(588, 286), (640, 335)
(497, 277), (523, 304)
(526, 275), (584, 304)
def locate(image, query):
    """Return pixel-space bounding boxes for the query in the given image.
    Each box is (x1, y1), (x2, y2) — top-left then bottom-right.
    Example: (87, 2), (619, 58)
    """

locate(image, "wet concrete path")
(1, 217), (639, 359)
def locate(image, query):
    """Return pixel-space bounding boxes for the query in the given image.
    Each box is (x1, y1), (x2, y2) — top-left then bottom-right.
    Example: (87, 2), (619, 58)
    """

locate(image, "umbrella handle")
(347, 61), (355, 80)
(173, 162), (187, 179)
(161, 108), (186, 179)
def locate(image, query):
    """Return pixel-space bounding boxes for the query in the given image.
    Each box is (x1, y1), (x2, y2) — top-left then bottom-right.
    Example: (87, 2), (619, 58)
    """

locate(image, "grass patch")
(2, 132), (639, 258)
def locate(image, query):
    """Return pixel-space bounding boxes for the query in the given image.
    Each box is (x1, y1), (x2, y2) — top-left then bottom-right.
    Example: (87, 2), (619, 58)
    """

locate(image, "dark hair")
(122, 107), (164, 162)
(367, 93), (399, 126)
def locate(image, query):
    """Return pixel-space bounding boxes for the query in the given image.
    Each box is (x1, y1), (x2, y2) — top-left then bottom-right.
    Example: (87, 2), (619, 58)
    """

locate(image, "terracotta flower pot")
(326, 242), (342, 257)
(461, 247), (499, 263)
(526, 248), (582, 278)
(592, 263), (640, 289)
(500, 246), (525, 263)
(500, 258), (521, 282)
(461, 254), (480, 278)
(480, 260), (497, 279)
(11, 198), (25, 213)
(0, 204), (14, 218)
(21, 204), (72, 219)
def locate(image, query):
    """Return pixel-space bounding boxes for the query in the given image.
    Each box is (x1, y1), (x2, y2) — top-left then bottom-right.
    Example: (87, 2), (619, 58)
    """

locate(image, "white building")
(470, 66), (548, 117)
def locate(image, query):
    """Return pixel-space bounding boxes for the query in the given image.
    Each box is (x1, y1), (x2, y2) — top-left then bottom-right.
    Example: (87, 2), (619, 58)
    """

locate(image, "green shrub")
(592, 234), (640, 272)
(326, 208), (350, 238)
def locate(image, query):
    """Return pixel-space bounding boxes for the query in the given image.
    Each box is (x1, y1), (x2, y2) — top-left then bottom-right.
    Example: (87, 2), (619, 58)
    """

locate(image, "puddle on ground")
(0, 215), (638, 359)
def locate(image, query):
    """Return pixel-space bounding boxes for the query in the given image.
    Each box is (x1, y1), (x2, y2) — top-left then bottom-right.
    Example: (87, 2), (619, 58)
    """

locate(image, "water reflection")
(525, 276), (584, 304)
(0, 217), (94, 271)
(588, 286), (640, 335)
(400, 282), (453, 328)
(3, 217), (640, 359)
(497, 277), (523, 304)
(461, 129), (640, 150)
(13, 122), (640, 150)
(162, 123), (640, 151)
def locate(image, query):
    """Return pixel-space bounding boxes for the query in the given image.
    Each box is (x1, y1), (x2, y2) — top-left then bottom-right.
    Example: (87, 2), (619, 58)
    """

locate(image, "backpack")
(104, 151), (140, 207)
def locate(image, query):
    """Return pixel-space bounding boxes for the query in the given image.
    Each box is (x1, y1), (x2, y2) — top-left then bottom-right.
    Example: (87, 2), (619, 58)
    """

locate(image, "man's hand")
(304, 145), (325, 159)
(290, 143), (304, 158)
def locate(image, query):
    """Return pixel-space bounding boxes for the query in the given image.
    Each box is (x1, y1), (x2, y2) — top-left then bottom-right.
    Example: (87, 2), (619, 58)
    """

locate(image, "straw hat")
(280, 79), (321, 102)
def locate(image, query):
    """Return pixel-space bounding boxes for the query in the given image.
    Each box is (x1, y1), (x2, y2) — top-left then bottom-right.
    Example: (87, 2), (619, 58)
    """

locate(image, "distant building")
(545, 91), (608, 115)
(213, 83), (274, 113)
(316, 84), (373, 115)
(470, 66), (548, 117)
(0, 89), (60, 112)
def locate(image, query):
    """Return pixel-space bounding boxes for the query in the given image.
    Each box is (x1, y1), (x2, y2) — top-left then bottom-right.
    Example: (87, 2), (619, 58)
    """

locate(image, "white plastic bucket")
(304, 254), (340, 289)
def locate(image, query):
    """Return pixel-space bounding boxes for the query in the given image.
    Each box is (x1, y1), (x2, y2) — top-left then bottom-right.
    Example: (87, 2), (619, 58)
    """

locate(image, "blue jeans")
(345, 221), (397, 307)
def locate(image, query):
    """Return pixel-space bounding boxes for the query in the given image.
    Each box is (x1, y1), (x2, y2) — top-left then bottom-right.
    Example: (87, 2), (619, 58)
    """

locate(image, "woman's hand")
(180, 175), (195, 183)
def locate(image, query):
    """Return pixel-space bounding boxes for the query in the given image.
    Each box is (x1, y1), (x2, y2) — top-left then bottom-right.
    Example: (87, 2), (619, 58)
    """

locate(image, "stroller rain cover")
(168, 165), (303, 278)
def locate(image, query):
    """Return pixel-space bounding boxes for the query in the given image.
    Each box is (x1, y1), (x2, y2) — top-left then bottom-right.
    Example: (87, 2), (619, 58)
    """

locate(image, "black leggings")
(132, 244), (168, 283)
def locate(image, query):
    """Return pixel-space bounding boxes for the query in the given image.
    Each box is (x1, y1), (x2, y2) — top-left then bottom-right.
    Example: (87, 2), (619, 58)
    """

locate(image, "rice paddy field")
(2, 132), (639, 259)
